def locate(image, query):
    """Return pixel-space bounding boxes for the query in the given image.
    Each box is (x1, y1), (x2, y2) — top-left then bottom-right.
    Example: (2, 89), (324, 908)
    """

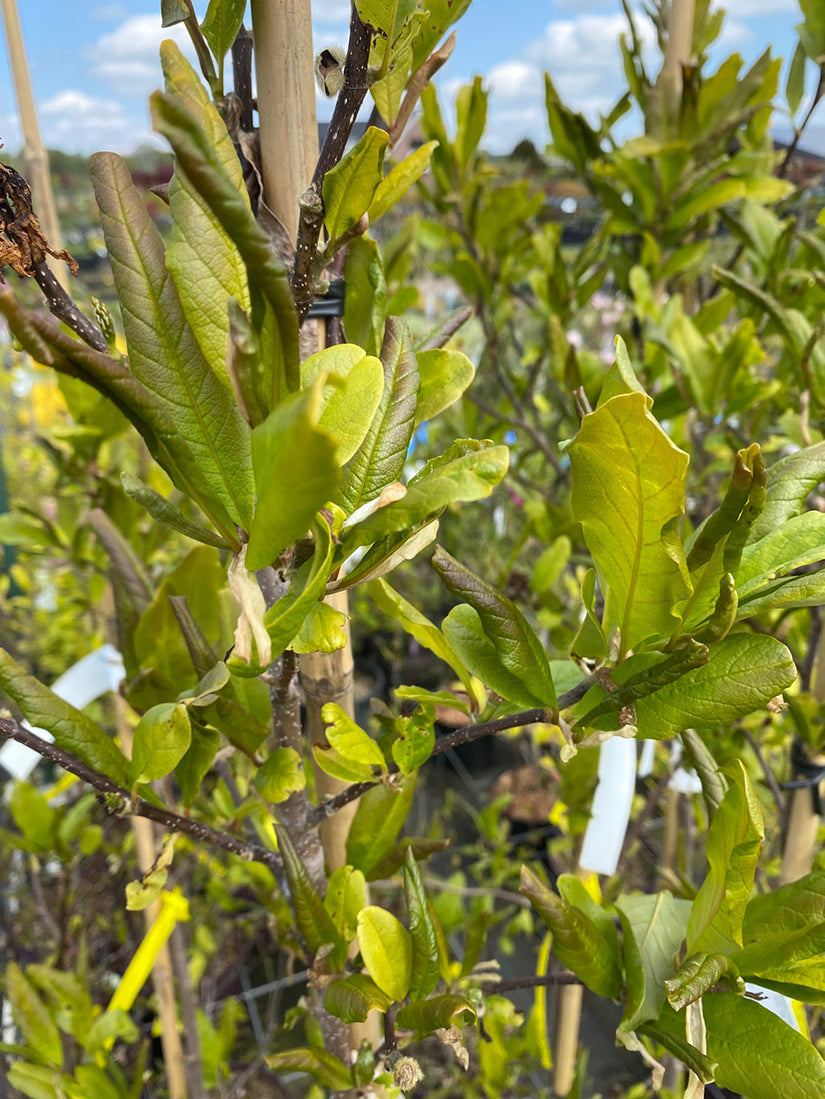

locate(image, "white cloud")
(92, 4), (128, 18)
(87, 15), (193, 97)
(40, 89), (148, 154)
(477, 12), (656, 153)
(722, 0), (797, 13)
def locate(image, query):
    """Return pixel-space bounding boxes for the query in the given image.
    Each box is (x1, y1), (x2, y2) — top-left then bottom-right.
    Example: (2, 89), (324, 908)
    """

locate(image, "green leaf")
(392, 707), (435, 775)
(344, 440), (508, 548)
(0, 513), (61, 548)
(121, 473), (228, 548)
(738, 512), (825, 595)
(410, 0), (472, 70)
(368, 578), (475, 698)
(266, 1048), (352, 1091)
(7, 1061), (63, 1099)
(520, 867), (622, 998)
(403, 849), (440, 1001)
(0, 649), (131, 786)
(200, 0), (247, 68)
(253, 747), (306, 803)
(731, 870), (825, 998)
(288, 601), (348, 654)
(176, 724), (220, 806)
(324, 127), (388, 241)
(90, 152), (254, 530)
(414, 348), (475, 426)
(355, 0), (419, 42)
(84, 1009), (139, 1055)
(343, 235), (386, 357)
(442, 603), (544, 711)
(750, 441), (825, 542)
(150, 88), (299, 399)
(321, 704), (387, 771)
(10, 783), (55, 851)
(131, 702), (192, 784)
(324, 974), (393, 1022)
(275, 824), (346, 964)
(346, 773), (416, 876)
(246, 384), (339, 569)
(334, 519), (439, 590)
(369, 141), (438, 223)
(638, 1004), (718, 1082)
(786, 39), (807, 115)
(300, 344), (385, 464)
(666, 952), (738, 1010)
(569, 392), (691, 652)
(338, 317), (419, 513)
(686, 761), (764, 956)
(634, 634), (796, 739)
(704, 992), (825, 1099)
(161, 43), (250, 384)
(324, 866), (367, 943)
(616, 891), (692, 1032)
(261, 516), (336, 665)
(5, 964), (62, 1066)
(434, 545), (555, 707)
(357, 906), (412, 1001)
(395, 994), (477, 1033)
(161, 0), (189, 24)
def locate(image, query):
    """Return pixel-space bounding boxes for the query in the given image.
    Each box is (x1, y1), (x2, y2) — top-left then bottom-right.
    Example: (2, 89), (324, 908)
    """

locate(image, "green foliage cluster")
(1, 1), (825, 1097)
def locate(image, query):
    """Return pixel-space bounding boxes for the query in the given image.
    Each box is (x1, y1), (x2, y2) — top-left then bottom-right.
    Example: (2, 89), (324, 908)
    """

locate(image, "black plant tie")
(781, 738), (825, 815)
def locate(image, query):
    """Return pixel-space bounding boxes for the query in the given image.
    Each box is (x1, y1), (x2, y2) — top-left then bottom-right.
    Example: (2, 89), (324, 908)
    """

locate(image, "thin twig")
(0, 717), (285, 882)
(482, 972), (581, 994)
(310, 674), (602, 825)
(32, 261), (108, 351)
(743, 727), (786, 813)
(293, 7), (373, 321)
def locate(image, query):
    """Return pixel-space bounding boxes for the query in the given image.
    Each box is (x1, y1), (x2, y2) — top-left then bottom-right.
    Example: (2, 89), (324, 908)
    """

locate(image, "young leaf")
(300, 344), (385, 463)
(176, 724), (220, 806)
(414, 348), (475, 426)
(569, 392), (691, 653)
(5, 964), (63, 1067)
(357, 906), (413, 1001)
(131, 702), (192, 784)
(686, 761), (764, 956)
(343, 235), (386, 357)
(161, 42), (250, 385)
(368, 141), (439, 224)
(367, 577), (475, 698)
(150, 88), (300, 397)
(274, 824), (346, 964)
(266, 1048), (352, 1091)
(403, 849), (440, 1002)
(346, 773), (416, 877)
(434, 546), (556, 707)
(121, 473), (229, 549)
(324, 866), (368, 944)
(90, 152), (255, 530)
(321, 703), (387, 772)
(520, 866), (622, 998)
(200, 0), (247, 70)
(253, 747), (306, 803)
(246, 384), (340, 569)
(355, 0), (419, 44)
(395, 995), (477, 1033)
(392, 706), (435, 775)
(750, 441), (825, 542)
(324, 974), (393, 1023)
(323, 127), (388, 242)
(337, 317), (419, 513)
(0, 649), (131, 786)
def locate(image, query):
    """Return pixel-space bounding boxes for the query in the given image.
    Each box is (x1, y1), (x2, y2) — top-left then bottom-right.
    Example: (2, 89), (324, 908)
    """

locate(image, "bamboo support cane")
(0, 0), (67, 288)
(248, 0), (379, 1054)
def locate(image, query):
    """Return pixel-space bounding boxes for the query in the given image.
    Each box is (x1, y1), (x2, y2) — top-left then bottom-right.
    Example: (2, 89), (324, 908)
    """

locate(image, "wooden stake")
(0, 0), (67, 287)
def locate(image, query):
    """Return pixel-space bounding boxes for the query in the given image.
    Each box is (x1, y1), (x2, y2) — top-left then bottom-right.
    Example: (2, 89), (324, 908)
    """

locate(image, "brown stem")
(292, 7), (373, 321)
(743, 727), (786, 813)
(483, 973), (581, 994)
(32, 261), (107, 351)
(0, 717), (285, 881)
(388, 34), (456, 148)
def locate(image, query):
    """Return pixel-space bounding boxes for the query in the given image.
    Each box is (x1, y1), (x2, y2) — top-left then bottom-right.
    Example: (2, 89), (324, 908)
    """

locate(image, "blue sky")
(0, 1), (819, 158)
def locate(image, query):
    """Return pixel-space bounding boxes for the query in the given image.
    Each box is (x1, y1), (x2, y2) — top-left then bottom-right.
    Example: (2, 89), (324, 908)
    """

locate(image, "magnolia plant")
(0, 2), (825, 1098)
